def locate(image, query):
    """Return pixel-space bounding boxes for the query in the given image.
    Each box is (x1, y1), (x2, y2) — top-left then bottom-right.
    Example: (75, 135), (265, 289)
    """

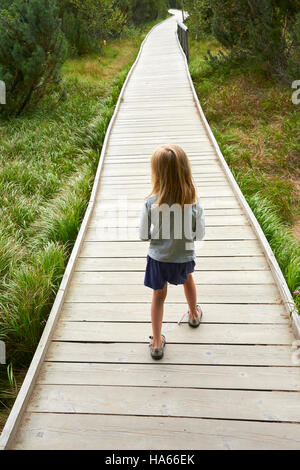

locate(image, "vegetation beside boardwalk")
(0, 0), (171, 117)
(188, 34), (300, 315)
(0, 14), (168, 432)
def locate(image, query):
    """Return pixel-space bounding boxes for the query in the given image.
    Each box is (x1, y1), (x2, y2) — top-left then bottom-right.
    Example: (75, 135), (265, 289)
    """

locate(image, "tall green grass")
(235, 174), (300, 309)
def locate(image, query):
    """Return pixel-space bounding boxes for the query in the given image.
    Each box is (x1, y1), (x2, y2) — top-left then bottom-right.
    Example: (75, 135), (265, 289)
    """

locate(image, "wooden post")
(186, 28), (189, 61)
(176, 19), (189, 62)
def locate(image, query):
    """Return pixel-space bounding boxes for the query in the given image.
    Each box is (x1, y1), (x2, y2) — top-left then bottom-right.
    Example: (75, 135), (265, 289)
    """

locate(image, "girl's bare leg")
(183, 273), (198, 318)
(151, 282), (168, 348)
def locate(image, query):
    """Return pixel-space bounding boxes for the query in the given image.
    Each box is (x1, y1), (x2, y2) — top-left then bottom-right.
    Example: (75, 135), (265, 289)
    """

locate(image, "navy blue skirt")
(144, 255), (196, 290)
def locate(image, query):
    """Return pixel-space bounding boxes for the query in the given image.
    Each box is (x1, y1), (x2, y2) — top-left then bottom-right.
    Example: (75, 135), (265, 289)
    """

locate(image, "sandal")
(177, 304), (203, 328)
(149, 334), (166, 360)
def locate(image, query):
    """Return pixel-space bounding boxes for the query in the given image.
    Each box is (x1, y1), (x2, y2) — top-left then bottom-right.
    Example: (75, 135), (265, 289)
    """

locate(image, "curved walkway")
(1, 11), (300, 450)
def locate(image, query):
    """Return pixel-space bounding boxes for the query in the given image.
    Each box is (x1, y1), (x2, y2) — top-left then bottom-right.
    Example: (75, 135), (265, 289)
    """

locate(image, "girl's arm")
(139, 200), (151, 240)
(194, 199), (205, 241)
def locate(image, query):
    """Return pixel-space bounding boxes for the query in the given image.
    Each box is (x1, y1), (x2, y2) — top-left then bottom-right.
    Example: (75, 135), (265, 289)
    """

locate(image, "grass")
(188, 36), (300, 313)
(0, 16), (165, 433)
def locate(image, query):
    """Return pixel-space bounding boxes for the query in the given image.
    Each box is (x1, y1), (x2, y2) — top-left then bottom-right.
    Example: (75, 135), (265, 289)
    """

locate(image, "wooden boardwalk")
(1, 11), (300, 450)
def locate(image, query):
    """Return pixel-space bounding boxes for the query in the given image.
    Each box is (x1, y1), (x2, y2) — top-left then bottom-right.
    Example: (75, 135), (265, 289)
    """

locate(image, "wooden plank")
(96, 186), (234, 197)
(121, 100), (197, 105)
(106, 139), (213, 146)
(53, 321), (291, 344)
(105, 144), (215, 153)
(105, 156), (217, 164)
(123, 92), (195, 97)
(125, 81), (190, 85)
(60, 302), (288, 324)
(89, 215), (248, 227)
(99, 175), (227, 184)
(99, 178), (229, 186)
(75, 255), (269, 272)
(107, 135), (211, 142)
(38, 362), (300, 391)
(107, 142), (213, 150)
(80, 240), (263, 257)
(93, 206), (243, 216)
(93, 201), (238, 214)
(83, 227), (253, 242)
(85, 225), (256, 242)
(121, 102), (199, 108)
(112, 116), (202, 122)
(112, 117), (199, 124)
(95, 195), (240, 208)
(124, 83), (191, 87)
(111, 123), (205, 129)
(106, 153), (217, 163)
(111, 125), (206, 132)
(95, 191), (230, 201)
(93, 199), (236, 212)
(11, 413), (300, 450)
(26, 384), (300, 422)
(64, 283), (282, 304)
(104, 156), (219, 163)
(107, 136), (212, 144)
(71, 269), (274, 285)
(109, 129), (208, 135)
(45, 341), (295, 367)
(100, 165), (221, 177)
(115, 112), (201, 119)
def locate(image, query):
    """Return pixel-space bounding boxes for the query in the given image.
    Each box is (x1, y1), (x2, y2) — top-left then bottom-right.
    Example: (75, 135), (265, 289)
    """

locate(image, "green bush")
(129, 0), (169, 25)
(0, 0), (67, 116)
(184, 0), (213, 40)
(287, 12), (300, 80)
(58, 0), (170, 56)
(187, 0), (300, 83)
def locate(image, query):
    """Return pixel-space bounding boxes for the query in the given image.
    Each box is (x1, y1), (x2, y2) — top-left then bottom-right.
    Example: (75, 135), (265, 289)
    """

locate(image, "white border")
(174, 29), (300, 339)
(0, 15), (171, 451)
(1, 13), (298, 450)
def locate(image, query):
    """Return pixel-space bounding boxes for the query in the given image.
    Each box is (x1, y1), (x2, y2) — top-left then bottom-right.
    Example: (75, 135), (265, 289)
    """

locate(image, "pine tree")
(184, 0), (213, 40)
(0, 0), (67, 116)
(129, 0), (169, 25)
(206, 0), (300, 83)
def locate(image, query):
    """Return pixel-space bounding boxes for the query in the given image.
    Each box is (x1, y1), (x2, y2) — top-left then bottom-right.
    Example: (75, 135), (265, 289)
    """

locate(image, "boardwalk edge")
(0, 15), (172, 451)
(174, 29), (300, 340)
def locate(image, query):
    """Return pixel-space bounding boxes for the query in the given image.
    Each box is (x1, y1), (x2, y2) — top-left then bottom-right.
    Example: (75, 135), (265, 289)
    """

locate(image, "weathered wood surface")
(1, 11), (299, 450)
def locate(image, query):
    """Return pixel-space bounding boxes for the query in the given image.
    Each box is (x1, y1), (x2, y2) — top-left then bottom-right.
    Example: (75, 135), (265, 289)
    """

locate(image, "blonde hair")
(146, 144), (198, 208)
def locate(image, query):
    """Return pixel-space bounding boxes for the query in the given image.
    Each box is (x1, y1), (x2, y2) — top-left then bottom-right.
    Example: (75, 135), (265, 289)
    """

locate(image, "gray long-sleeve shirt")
(139, 194), (205, 263)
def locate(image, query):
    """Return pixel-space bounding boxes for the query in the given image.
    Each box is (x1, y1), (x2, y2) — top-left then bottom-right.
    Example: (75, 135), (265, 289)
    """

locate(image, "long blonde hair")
(146, 144), (198, 208)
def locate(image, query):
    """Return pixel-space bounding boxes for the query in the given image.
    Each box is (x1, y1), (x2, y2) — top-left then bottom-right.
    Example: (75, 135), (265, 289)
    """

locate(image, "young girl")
(139, 144), (206, 360)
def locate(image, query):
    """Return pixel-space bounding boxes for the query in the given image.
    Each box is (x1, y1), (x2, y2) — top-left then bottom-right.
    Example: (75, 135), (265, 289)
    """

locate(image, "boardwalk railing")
(176, 19), (189, 61)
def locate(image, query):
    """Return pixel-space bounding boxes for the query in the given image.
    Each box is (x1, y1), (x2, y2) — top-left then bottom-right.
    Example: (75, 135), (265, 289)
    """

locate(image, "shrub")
(0, 0), (67, 116)
(184, 0), (213, 40)
(286, 12), (300, 80)
(129, 0), (169, 25)
(188, 0), (300, 83)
